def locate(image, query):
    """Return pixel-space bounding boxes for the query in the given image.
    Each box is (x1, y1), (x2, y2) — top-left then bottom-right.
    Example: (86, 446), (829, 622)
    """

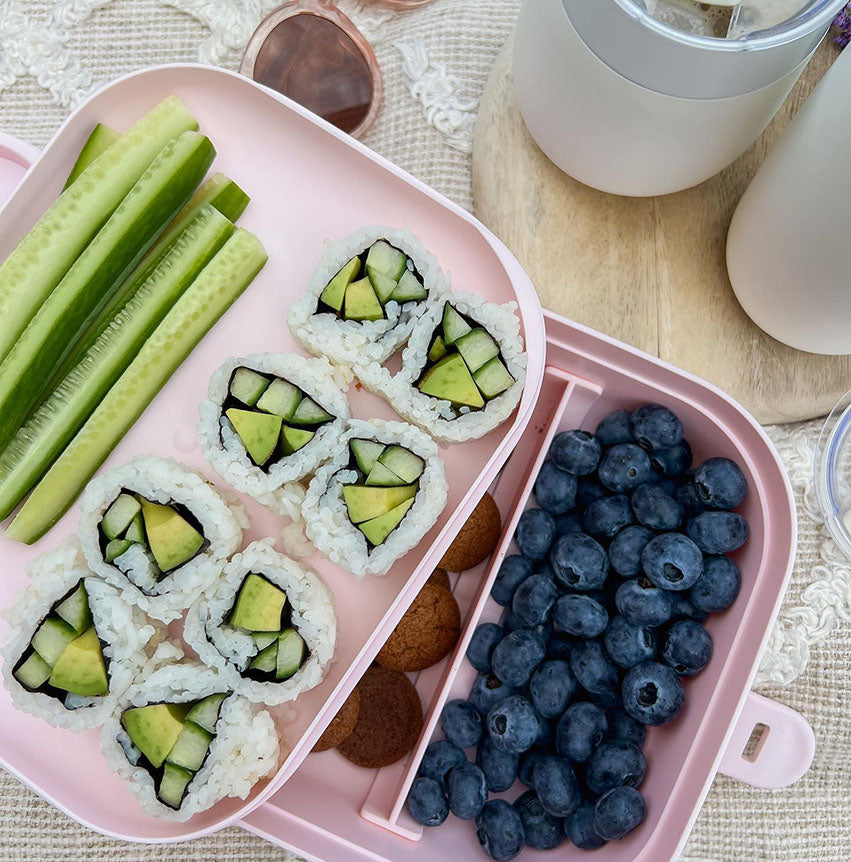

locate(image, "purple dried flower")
(835, 3), (851, 49)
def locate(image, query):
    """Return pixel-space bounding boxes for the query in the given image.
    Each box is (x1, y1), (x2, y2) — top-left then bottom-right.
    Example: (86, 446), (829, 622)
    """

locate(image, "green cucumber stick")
(7, 228), (267, 543)
(62, 124), (121, 190)
(0, 205), (235, 522)
(0, 96), (197, 365)
(0, 130), (216, 452)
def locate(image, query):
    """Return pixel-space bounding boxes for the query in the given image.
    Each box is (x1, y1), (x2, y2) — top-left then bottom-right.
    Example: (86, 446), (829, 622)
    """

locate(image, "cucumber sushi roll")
(287, 226), (448, 366)
(184, 539), (336, 706)
(2, 538), (164, 731)
(79, 456), (247, 623)
(302, 419), (448, 577)
(356, 291), (527, 443)
(198, 353), (350, 516)
(101, 661), (279, 821)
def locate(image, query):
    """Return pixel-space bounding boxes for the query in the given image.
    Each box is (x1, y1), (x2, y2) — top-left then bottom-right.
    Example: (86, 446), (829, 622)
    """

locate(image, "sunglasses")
(240, 0), (435, 139)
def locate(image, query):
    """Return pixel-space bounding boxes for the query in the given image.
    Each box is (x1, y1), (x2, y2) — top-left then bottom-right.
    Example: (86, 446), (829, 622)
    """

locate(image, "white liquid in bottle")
(643, 0), (810, 38)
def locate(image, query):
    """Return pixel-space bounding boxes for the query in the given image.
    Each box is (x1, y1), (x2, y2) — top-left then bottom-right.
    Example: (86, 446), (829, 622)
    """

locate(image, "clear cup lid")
(816, 390), (851, 560)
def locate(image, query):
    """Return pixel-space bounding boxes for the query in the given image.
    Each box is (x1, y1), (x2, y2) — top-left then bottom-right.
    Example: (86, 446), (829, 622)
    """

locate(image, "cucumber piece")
(378, 446), (425, 483)
(349, 439), (385, 475)
(63, 124), (121, 190)
(248, 642), (278, 674)
(290, 397), (333, 426)
(157, 762), (193, 810)
(105, 538), (133, 562)
(365, 461), (406, 487)
(251, 632), (278, 651)
(280, 425), (315, 455)
(368, 270), (398, 305)
(0, 131), (216, 452)
(0, 96), (197, 369)
(55, 582), (92, 634)
(255, 378), (301, 419)
(455, 328), (499, 374)
(428, 334), (447, 363)
(167, 721), (213, 771)
(7, 229), (267, 543)
(14, 651), (52, 691)
(365, 241), (407, 282)
(229, 368), (270, 407)
(474, 356), (514, 399)
(442, 304), (472, 347)
(0, 205), (234, 521)
(185, 692), (227, 734)
(390, 270), (427, 303)
(31, 616), (77, 667)
(276, 629), (306, 681)
(125, 513), (146, 544)
(101, 493), (142, 540)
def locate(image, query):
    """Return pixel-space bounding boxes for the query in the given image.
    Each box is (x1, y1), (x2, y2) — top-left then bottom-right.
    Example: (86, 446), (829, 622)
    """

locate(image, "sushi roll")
(2, 538), (164, 731)
(287, 226), (448, 366)
(356, 291), (527, 443)
(198, 353), (350, 516)
(302, 419), (448, 577)
(184, 539), (336, 706)
(79, 456), (247, 623)
(101, 660), (279, 821)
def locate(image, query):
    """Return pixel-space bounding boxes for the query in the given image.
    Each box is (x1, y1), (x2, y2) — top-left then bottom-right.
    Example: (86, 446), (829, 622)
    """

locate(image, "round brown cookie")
(312, 688), (361, 753)
(427, 567), (451, 591)
(376, 583), (461, 672)
(338, 665), (423, 769)
(439, 492), (502, 572)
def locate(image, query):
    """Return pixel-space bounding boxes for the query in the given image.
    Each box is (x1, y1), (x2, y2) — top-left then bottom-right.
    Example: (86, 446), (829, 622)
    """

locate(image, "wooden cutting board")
(472, 36), (847, 425)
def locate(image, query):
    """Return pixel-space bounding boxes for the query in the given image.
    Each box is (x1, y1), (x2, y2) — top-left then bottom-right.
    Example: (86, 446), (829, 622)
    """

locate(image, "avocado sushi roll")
(356, 291), (527, 443)
(101, 660), (279, 821)
(288, 226), (448, 366)
(184, 539), (336, 706)
(79, 456), (247, 623)
(199, 353), (350, 516)
(2, 538), (164, 731)
(302, 419), (448, 577)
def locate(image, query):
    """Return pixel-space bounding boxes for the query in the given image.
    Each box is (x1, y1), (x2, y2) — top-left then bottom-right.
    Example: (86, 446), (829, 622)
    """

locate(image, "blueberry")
(630, 404), (683, 450)
(641, 533), (703, 591)
(690, 555), (741, 613)
(487, 695), (540, 753)
(631, 482), (683, 531)
(607, 707), (646, 747)
(553, 594), (609, 638)
(566, 801), (607, 849)
(663, 620), (713, 676)
(648, 439), (692, 476)
(622, 661), (685, 725)
(593, 786), (647, 840)
(467, 623), (505, 673)
(471, 673), (520, 716)
(477, 737), (519, 792)
(514, 790), (564, 850)
(418, 740), (467, 789)
(550, 430), (601, 476)
(694, 457), (747, 510)
(476, 799), (526, 861)
(492, 629), (547, 687)
(447, 761), (487, 820)
(687, 511), (749, 554)
(582, 494), (634, 539)
(616, 578), (674, 627)
(547, 633), (575, 661)
(570, 640), (620, 705)
(529, 659), (577, 719)
(441, 699), (483, 749)
(595, 409), (635, 447)
(554, 511), (584, 536)
(550, 532), (609, 591)
(669, 593), (708, 623)
(598, 444), (652, 493)
(609, 525), (655, 578)
(576, 478), (609, 507)
(586, 740), (647, 796)
(676, 476), (706, 516)
(533, 754), (582, 818)
(604, 615), (656, 669)
(556, 702), (608, 763)
(518, 748), (546, 788)
(515, 508), (556, 560)
(492, 555), (534, 607)
(407, 776), (448, 827)
(511, 574), (558, 628)
(534, 460), (578, 515)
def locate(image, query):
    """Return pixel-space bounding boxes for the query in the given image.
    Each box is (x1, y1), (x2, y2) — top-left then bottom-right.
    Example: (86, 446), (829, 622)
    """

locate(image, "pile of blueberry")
(407, 404), (749, 859)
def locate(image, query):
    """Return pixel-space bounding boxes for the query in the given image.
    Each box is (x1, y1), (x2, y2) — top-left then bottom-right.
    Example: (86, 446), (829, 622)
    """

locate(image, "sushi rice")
(184, 539), (336, 706)
(101, 655), (280, 821)
(198, 353), (350, 518)
(287, 226), (448, 367)
(1, 536), (165, 732)
(79, 456), (247, 623)
(302, 419), (448, 577)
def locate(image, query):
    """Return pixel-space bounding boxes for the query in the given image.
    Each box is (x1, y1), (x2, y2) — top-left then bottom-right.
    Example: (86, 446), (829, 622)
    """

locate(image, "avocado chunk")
(158, 762), (194, 810)
(290, 396), (333, 426)
(365, 461), (407, 487)
(49, 626), (108, 697)
(342, 483), (418, 524)
(31, 616), (78, 667)
(320, 255), (360, 312)
(474, 356), (515, 399)
(390, 269), (427, 303)
(229, 573), (287, 632)
(368, 270), (398, 305)
(185, 693), (227, 734)
(344, 277), (384, 322)
(140, 500), (205, 574)
(225, 408), (282, 467)
(366, 240), (407, 282)
(122, 702), (189, 769)
(125, 513), (146, 544)
(280, 425), (315, 455)
(456, 328), (500, 373)
(248, 641), (278, 674)
(428, 334), (447, 363)
(101, 493), (142, 540)
(418, 353), (485, 409)
(167, 720), (213, 772)
(229, 367), (270, 407)
(378, 446), (425, 483)
(256, 378), (302, 420)
(276, 629), (307, 681)
(350, 439), (385, 475)
(358, 497), (416, 546)
(55, 582), (92, 635)
(14, 651), (52, 691)
(442, 304), (472, 346)
(105, 538), (133, 563)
